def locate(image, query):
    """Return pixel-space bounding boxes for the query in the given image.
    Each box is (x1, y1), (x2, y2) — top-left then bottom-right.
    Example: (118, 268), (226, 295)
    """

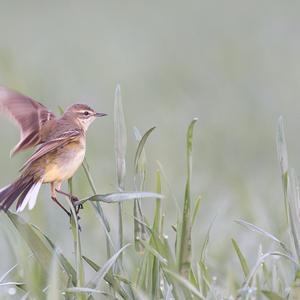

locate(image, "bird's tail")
(0, 176), (43, 212)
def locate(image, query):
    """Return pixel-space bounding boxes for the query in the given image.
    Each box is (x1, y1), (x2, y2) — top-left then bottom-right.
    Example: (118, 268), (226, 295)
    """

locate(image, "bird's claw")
(70, 195), (83, 214)
(74, 204), (83, 215)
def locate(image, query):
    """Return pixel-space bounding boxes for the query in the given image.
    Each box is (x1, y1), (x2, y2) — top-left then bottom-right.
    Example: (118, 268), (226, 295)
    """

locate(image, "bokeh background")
(0, 0), (300, 290)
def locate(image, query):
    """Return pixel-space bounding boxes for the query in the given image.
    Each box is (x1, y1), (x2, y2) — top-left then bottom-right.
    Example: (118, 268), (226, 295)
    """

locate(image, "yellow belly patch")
(42, 146), (86, 183)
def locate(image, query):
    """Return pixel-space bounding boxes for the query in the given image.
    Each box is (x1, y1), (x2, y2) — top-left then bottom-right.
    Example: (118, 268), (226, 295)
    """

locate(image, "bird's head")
(65, 103), (107, 130)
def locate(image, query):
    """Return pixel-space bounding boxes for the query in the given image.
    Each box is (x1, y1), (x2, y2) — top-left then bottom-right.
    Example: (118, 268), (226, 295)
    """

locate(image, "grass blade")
(32, 224), (77, 286)
(243, 251), (299, 289)
(288, 169), (300, 262)
(235, 219), (291, 255)
(137, 239), (167, 265)
(6, 212), (69, 287)
(152, 170), (162, 236)
(191, 195), (201, 227)
(114, 84), (127, 263)
(82, 159), (112, 261)
(231, 238), (250, 278)
(47, 255), (61, 300)
(178, 118), (198, 278)
(82, 159), (110, 232)
(64, 287), (108, 295)
(133, 127), (155, 253)
(114, 83), (127, 191)
(0, 261), (22, 283)
(164, 269), (204, 300)
(76, 192), (163, 205)
(0, 281), (25, 286)
(134, 126), (155, 172)
(82, 256), (131, 300)
(276, 116), (289, 220)
(87, 244), (131, 289)
(67, 179), (86, 300)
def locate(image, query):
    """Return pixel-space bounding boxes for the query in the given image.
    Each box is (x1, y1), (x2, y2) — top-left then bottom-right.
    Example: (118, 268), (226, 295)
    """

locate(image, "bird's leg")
(51, 183), (71, 217)
(55, 189), (83, 214)
(51, 183), (81, 230)
(54, 183), (83, 215)
(51, 196), (71, 218)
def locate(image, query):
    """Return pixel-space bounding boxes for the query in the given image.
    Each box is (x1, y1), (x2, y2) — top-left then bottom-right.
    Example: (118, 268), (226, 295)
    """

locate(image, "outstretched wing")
(20, 128), (83, 171)
(0, 86), (56, 156)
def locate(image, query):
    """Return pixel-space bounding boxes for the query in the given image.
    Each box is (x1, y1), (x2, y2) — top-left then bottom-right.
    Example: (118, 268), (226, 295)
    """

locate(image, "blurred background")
(0, 0), (300, 290)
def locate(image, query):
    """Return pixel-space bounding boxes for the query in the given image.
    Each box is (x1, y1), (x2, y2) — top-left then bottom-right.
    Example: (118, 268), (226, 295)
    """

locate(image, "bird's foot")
(70, 197), (83, 230)
(70, 196), (84, 214)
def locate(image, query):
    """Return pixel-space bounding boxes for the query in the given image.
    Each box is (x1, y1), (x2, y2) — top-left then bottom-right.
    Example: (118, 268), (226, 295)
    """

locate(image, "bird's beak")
(95, 112), (108, 117)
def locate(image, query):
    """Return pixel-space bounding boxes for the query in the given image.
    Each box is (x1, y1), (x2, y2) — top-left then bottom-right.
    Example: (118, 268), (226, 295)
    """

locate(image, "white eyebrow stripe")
(78, 109), (92, 113)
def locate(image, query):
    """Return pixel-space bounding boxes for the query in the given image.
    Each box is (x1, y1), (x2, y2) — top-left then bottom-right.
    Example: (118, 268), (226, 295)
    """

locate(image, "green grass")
(1, 88), (300, 299)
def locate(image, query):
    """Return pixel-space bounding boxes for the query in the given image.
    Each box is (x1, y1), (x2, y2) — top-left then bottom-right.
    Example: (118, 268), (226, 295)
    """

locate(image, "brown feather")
(0, 176), (34, 211)
(0, 86), (56, 155)
(16, 180), (35, 210)
(20, 128), (82, 171)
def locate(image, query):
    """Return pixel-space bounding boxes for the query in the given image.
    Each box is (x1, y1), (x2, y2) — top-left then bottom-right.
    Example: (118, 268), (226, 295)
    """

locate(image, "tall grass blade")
(114, 84), (127, 262)
(235, 219), (291, 255)
(82, 160), (110, 232)
(149, 170), (163, 299)
(114, 83), (127, 191)
(82, 256), (131, 300)
(288, 169), (300, 262)
(87, 244), (130, 289)
(200, 218), (215, 264)
(134, 126), (155, 173)
(198, 220), (214, 297)
(231, 238), (250, 278)
(133, 127), (155, 253)
(178, 118), (198, 278)
(152, 170), (162, 236)
(198, 261), (211, 297)
(134, 127), (155, 247)
(164, 269), (204, 299)
(82, 159), (112, 261)
(276, 116), (289, 220)
(67, 179), (86, 300)
(32, 224), (77, 286)
(46, 255), (61, 300)
(6, 212), (69, 287)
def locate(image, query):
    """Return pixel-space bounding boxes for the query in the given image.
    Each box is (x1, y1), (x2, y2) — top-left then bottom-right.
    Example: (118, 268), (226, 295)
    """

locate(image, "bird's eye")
(84, 111), (89, 116)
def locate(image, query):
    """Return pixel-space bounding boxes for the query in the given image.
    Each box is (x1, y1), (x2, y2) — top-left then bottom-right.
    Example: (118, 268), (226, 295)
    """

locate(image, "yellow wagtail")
(0, 86), (106, 217)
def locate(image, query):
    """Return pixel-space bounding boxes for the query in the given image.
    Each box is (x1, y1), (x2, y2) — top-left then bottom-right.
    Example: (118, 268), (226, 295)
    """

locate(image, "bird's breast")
(42, 140), (86, 183)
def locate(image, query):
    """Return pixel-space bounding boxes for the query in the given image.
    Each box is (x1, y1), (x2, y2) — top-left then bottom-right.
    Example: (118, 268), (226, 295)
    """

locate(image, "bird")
(0, 86), (107, 218)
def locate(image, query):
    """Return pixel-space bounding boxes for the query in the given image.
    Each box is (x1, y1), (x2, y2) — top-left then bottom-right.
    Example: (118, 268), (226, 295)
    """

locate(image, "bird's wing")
(0, 86), (56, 156)
(20, 128), (82, 171)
